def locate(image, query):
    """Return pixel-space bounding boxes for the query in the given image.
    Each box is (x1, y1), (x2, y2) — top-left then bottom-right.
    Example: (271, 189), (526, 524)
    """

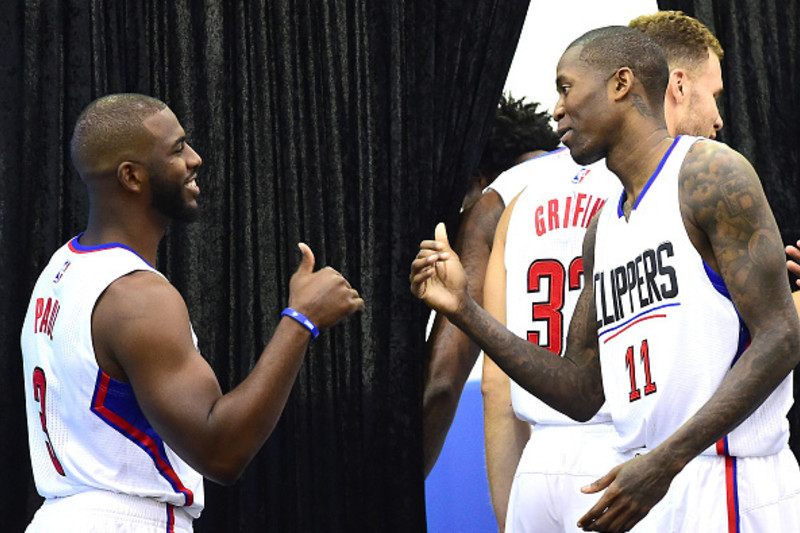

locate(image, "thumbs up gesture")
(409, 223), (468, 316)
(288, 243), (364, 329)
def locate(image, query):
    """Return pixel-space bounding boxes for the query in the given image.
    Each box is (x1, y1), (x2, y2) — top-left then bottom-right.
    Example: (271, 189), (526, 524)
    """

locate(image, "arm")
(410, 220), (604, 422)
(423, 190), (504, 475)
(481, 196), (530, 530)
(93, 243), (364, 485)
(578, 142), (800, 531)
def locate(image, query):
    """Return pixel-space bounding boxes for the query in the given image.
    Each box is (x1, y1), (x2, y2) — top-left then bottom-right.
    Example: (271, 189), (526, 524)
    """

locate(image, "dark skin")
(422, 188), (503, 475)
(411, 46), (800, 531)
(83, 105), (364, 485)
(423, 149), (544, 476)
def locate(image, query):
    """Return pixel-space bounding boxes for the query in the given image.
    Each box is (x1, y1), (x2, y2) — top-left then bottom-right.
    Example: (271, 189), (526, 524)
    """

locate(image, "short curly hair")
(629, 11), (724, 73)
(477, 94), (560, 177)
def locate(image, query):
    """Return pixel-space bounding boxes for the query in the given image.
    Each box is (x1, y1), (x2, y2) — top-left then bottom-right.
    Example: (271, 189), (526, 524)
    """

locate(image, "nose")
(186, 143), (202, 169)
(713, 114), (723, 133)
(553, 96), (565, 122)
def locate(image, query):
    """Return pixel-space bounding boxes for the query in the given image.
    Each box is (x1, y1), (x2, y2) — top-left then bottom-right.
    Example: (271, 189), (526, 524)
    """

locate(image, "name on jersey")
(594, 242), (679, 329)
(534, 193), (606, 236)
(34, 297), (61, 340)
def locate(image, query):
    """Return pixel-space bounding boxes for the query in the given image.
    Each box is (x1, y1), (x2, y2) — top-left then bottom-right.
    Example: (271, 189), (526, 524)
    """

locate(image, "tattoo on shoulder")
(680, 142), (780, 287)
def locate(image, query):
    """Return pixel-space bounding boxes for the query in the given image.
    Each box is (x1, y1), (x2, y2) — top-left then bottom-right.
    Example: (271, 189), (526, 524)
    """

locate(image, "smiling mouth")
(184, 174), (200, 195)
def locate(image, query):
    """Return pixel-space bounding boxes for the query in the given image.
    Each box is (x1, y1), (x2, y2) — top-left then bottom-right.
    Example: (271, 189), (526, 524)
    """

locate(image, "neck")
(81, 203), (168, 267)
(606, 129), (673, 215)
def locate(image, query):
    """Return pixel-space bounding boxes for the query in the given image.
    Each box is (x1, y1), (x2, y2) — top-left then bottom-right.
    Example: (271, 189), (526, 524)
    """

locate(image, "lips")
(184, 174), (200, 195)
(558, 128), (572, 145)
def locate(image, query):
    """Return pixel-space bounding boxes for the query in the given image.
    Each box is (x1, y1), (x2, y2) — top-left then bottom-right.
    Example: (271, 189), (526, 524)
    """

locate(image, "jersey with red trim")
(21, 236), (204, 517)
(592, 135), (793, 456)
(504, 147), (619, 424)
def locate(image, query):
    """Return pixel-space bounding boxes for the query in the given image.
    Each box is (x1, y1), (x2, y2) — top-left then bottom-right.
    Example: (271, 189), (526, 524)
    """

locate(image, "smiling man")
(412, 27), (800, 532)
(21, 93), (364, 532)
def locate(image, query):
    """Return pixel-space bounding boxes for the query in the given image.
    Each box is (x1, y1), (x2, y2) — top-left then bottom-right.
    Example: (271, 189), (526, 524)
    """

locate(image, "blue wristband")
(281, 307), (320, 339)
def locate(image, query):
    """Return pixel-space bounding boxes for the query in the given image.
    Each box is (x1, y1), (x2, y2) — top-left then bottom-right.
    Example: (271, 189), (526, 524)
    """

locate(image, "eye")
(559, 85), (571, 95)
(174, 141), (185, 154)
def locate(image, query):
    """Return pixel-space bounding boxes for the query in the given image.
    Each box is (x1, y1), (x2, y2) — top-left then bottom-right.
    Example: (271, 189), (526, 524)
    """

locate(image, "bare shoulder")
(679, 140), (768, 229)
(93, 270), (196, 381)
(97, 270), (189, 323)
(679, 139), (785, 303)
(457, 189), (505, 253)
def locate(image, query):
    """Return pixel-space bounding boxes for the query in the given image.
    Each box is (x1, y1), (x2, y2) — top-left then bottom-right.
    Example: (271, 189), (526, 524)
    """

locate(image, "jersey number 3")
(527, 257), (583, 355)
(33, 367), (66, 476)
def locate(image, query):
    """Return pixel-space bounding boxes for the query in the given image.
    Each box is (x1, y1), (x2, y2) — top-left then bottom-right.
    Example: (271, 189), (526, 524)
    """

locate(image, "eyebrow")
(171, 136), (186, 149)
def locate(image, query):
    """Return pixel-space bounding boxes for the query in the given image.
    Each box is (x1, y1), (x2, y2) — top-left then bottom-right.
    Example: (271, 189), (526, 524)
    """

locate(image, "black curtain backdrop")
(657, 0), (800, 457)
(0, 1), (530, 531)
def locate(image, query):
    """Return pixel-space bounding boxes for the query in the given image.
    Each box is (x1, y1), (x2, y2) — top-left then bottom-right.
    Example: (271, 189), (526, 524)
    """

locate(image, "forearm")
(423, 317), (481, 476)
(450, 296), (603, 421)
(201, 318), (312, 483)
(482, 359), (529, 530)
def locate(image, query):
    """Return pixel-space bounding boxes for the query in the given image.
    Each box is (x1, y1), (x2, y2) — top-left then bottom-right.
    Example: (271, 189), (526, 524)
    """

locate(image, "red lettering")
(572, 193), (587, 226)
(535, 205), (545, 236)
(34, 298), (59, 340)
(34, 298), (44, 332)
(548, 199), (559, 231)
(39, 299), (52, 335)
(586, 198), (606, 226)
(563, 196), (572, 228)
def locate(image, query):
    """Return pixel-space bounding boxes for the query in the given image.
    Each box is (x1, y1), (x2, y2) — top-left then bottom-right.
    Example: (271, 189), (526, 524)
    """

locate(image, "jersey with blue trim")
(592, 135), (793, 457)
(488, 147), (600, 205)
(21, 237), (204, 517)
(504, 147), (619, 424)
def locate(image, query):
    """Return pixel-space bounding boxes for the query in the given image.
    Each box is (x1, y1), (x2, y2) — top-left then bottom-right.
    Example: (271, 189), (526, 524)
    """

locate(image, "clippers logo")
(572, 168), (591, 184)
(53, 260), (71, 283)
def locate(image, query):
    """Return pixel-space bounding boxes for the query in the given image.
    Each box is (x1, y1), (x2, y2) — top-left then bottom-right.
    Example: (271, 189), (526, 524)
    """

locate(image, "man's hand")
(786, 240), (800, 288)
(410, 223), (468, 316)
(288, 242), (364, 329)
(577, 453), (677, 532)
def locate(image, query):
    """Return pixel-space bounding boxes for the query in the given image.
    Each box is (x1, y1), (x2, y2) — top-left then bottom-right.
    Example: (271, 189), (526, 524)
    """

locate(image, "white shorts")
(628, 445), (800, 533)
(26, 490), (194, 533)
(505, 422), (624, 533)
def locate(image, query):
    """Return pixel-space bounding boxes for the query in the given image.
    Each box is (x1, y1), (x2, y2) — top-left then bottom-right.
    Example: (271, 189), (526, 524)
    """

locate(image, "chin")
(567, 147), (602, 166)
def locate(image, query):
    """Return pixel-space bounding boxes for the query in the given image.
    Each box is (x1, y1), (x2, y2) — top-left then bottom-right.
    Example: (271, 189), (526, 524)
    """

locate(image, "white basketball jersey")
(593, 136), (793, 456)
(504, 148), (620, 425)
(21, 236), (204, 518)
(488, 148), (570, 205)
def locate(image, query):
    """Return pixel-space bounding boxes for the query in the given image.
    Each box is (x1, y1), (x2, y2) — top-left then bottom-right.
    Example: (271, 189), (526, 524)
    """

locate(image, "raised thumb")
(297, 242), (315, 274)
(434, 222), (451, 249)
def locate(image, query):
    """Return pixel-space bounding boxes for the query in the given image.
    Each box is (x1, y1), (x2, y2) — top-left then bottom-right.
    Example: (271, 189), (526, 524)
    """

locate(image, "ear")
(117, 161), (145, 193)
(612, 67), (634, 101)
(666, 69), (687, 103)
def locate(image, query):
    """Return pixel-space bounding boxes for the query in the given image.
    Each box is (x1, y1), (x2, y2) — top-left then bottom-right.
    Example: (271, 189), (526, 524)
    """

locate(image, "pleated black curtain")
(657, 0), (800, 455)
(0, 0), (530, 531)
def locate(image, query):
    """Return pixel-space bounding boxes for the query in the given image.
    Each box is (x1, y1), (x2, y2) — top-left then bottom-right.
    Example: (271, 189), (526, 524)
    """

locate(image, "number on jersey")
(33, 367), (65, 476)
(527, 257), (583, 355)
(625, 340), (657, 402)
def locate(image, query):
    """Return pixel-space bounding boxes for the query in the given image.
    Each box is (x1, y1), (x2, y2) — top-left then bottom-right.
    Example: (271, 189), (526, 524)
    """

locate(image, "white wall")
(503, 0), (659, 115)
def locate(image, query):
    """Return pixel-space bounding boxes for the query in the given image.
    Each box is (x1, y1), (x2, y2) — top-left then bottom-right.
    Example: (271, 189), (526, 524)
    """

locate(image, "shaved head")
(567, 26), (669, 113)
(70, 94), (167, 179)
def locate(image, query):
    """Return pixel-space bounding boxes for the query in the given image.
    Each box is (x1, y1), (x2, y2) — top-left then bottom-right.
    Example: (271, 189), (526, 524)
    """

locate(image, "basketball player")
(21, 94), (364, 532)
(482, 12), (729, 532)
(423, 95), (559, 475)
(411, 26), (800, 532)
